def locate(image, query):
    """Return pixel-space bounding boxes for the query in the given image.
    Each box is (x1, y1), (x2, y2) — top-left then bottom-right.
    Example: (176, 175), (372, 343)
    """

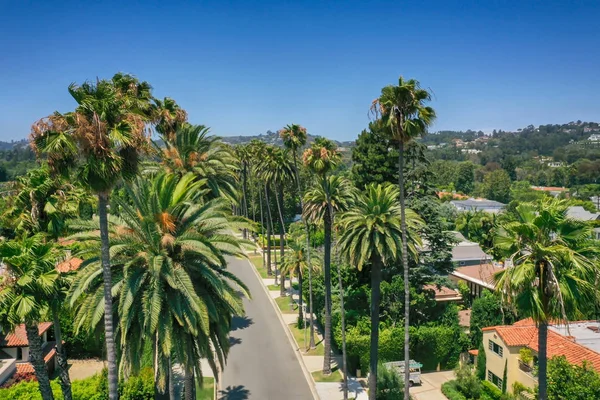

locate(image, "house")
(453, 139), (465, 148)
(589, 134), (600, 141)
(461, 149), (481, 154)
(482, 319), (600, 394)
(437, 192), (468, 200)
(0, 322), (57, 385)
(531, 186), (568, 197)
(450, 232), (493, 267)
(449, 262), (505, 299)
(566, 206), (600, 221)
(451, 198), (506, 214)
(423, 284), (462, 302)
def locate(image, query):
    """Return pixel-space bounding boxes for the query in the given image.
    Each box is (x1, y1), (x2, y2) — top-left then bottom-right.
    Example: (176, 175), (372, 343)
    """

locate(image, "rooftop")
(56, 257), (83, 273)
(483, 320), (600, 372)
(423, 284), (462, 302)
(0, 323), (53, 348)
(451, 198), (506, 208)
(567, 206), (600, 221)
(531, 186), (568, 192)
(451, 263), (504, 289)
(452, 241), (492, 262)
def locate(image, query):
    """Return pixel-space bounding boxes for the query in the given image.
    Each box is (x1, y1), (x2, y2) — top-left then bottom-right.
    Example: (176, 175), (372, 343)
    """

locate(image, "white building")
(450, 198), (506, 214)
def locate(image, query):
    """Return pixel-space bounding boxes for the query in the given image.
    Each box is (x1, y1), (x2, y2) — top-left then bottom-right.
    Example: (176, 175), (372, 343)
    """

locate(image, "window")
(16, 347), (22, 360)
(488, 340), (503, 357)
(487, 370), (503, 389)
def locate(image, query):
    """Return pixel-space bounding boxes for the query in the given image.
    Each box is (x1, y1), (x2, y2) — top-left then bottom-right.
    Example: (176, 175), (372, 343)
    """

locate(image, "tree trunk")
(337, 262), (349, 400)
(52, 308), (72, 400)
(184, 369), (195, 400)
(298, 267), (304, 325)
(368, 259), (382, 400)
(98, 192), (119, 400)
(25, 324), (54, 400)
(265, 185), (273, 276)
(242, 161), (248, 239)
(399, 143), (411, 400)
(275, 184), (286, 296)
(322, 205), (333, 375)
(259, 184), (265, 268)
(292, 151), (315, 348)
(538, 321), (548, 400)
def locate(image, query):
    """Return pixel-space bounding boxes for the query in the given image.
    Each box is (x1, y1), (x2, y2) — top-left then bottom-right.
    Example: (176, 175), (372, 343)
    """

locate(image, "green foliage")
(351, 123), (398, 190)
(441, 381), (467, 400)
(519, 348), (532, 365)
(456, 162), (475, 194)
(481, 380), (503, 400)
(454, 364), (482, 399)
(477, 169), (511, 203)
(376, 363), (404, 400)
(470, 290), (516, 348)
(0, 369), (154, 400)
(476, 342), (487, 381)
(546, 356), (600, 400)
(502, 359), (507, 394)
(458, 281), (471, 307)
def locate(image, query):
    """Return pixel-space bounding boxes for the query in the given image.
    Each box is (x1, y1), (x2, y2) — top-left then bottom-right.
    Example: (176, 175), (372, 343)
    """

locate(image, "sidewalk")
(243, 240), (368, 400)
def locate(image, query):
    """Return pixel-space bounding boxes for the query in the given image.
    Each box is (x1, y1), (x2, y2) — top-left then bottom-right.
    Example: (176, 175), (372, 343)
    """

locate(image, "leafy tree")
(30, 74), (158, 399)
(0, 236), (61, 400)
(371, 77), (435, 400)
(469, 290), (516, 348)
(455, 162), (475, 194)
(454, 363), (482, 399)
(376, 363), (404, 400)
(476, 341), (486, 380)
(478, 169), (511, 203)
(351, 123), (398, 190)
(338, 184), (423, 400)
(494, 198), (600, 400)
(546, 356), (600, 400)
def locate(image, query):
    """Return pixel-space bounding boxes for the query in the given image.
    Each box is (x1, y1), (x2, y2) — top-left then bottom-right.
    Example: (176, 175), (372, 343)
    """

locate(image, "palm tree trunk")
(292, 151), (315, 348)
(154, 336), (169, 400)
(242, 162), (248, 239)
(538, 322), (548, 399)
(322, 205), (333, 375)
(25, 324), (54, 400)
(259, 183), (265, 268)
(52, 308), (72, 400)
(337, 262), (349, 400)
(184, 369), (195, 400)
(168, 360), (175, 400)
(368, 259), (382, 400)
(298, 267), (304, 325)
(275, 184), (286, 296)
(398, 143), (411, 400)
(265, 185), (273, 276)
(98, 192), (119, 400)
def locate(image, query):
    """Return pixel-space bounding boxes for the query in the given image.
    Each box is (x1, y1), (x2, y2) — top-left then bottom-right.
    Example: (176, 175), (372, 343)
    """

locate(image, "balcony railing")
(519, 359), (533, 374)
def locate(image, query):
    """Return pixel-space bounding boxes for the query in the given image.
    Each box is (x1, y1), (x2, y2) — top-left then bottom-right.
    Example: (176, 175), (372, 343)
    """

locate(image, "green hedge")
(441, 381), (467, 400)
(343, 324), (468, 374)
(0, 369), (153, 400)
(258, 235), (285, 248)
(481, 380), (503, 400)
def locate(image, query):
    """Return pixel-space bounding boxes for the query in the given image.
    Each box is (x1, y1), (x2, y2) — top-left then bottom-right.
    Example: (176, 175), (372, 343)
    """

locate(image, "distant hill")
(220, 130), (355, 148)
(0, 139), (28, 151)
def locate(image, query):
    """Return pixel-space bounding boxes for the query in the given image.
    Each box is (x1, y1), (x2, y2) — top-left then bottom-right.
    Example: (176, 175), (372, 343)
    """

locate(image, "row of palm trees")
(0, 74), (248, 400)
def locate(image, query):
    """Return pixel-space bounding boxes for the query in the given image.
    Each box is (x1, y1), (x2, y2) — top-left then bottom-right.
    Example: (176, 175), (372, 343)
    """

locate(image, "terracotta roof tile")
(16, 363), (34, 374)
(56, 258), (83, 273)
(0, 323), (53, 347)
(483, 324), (600, 372)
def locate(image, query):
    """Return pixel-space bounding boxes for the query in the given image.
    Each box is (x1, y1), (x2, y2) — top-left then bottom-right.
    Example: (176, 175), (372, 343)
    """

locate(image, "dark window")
(487, 370), (503, 389)
(488, 340), (503, 357)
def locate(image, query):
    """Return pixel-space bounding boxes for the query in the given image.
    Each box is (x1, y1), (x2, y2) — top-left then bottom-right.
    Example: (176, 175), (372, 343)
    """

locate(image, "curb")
(243, 253), (320, 400)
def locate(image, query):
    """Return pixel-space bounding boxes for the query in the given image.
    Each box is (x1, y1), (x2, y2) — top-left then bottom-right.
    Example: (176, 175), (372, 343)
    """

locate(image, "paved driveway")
(410, 370), (454, 400)
(220, 256), (314, 400)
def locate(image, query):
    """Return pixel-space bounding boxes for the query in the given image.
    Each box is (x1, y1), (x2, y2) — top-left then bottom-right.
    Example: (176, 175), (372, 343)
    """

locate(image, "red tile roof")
(469, 349), (479, 356)
(483, 323), (600, 372)
(56, 257), (83, 273)
(0, 323), (53, 347)
(423, 284), (462, 301)
(14, 348), (56, 375)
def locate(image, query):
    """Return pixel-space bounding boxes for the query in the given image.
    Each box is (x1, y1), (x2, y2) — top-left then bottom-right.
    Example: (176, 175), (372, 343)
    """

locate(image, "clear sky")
(1, 0), (599, 141)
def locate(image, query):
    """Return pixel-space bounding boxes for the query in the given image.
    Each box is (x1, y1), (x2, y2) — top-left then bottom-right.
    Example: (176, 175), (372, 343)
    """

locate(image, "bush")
(0, 368), (154, 400)
(476, 342), (486, 380)
(441, 381), (467, 400)
(481, 380), (503, 400)
(376, 363), (404, 400)
(455, 364), (481, 399)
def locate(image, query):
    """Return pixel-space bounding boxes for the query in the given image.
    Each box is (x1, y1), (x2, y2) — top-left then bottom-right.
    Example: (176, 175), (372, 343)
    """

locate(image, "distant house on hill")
(589, 133), (600, 141)
(450, 198), (506, 214)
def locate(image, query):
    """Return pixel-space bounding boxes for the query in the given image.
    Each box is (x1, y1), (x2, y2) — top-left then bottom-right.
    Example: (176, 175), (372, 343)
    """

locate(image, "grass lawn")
(288, 323), (324, 356)
(249, 256), (269, 278)
(267, 283), (281, 291)
(275, 295), (298, 313)
(312, 367), (343, 383)
(196, 377), (214, 399)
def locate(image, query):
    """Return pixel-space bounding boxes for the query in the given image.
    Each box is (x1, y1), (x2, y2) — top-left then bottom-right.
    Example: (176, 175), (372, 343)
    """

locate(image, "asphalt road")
(220, 256), (314, 400)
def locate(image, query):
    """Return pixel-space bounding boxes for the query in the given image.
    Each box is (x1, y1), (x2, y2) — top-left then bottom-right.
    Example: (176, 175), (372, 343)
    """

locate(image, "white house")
(450, 198), (506, 214)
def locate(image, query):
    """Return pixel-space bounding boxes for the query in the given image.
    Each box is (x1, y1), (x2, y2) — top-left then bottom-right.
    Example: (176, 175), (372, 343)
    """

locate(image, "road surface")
(220, 256), (314, 400)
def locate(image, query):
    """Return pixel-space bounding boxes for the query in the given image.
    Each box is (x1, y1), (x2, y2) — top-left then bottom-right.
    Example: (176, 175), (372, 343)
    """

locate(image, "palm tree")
(234, 144), (251, 239)
(0, 235), (62, 400)
(30, 74), (159, 399)
(371, 76), (435, 399)
(68, 172), (249, 399)
(493, 198), (600, 400)
(156, 124), (238, 202)
(337, 184), (423, 400)
(280, 124), (318, 346)
(303, 139), (344, 375)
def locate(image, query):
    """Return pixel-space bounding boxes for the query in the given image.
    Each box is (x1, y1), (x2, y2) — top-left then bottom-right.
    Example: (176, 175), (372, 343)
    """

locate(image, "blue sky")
(1, 0), (599, 141)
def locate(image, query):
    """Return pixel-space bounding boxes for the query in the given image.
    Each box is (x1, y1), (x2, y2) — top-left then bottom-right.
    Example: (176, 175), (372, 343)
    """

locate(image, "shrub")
(476, 342), (486, 380)
(441, 381), (467, 400)
(376, 363), (404, 400)
(481, 380), (503, 400)
(455, 364), (481, 399)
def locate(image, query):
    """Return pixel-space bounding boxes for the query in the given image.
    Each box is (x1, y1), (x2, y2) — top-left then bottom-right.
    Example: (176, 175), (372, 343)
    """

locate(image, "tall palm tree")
(337, 184), (423, 400)
(68, 172), (248, 399)
(0, 235), (62, 400)
(494, 198), (600, 400)
(280, 124), (318, 346)
(371, 76), (435, 399)
(30, 74), (159, 399)
(303, 139), (344, 375)
(234, 144), (251, 239)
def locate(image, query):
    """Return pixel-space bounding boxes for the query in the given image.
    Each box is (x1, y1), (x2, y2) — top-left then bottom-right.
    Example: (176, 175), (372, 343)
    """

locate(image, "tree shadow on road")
(230, 315), (253, 331)
(218, 385), (250, 399)
(229, 336), (242, 347)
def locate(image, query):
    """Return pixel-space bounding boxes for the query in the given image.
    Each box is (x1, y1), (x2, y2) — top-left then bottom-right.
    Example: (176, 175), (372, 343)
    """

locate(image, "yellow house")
(482, 319), (600, 394)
